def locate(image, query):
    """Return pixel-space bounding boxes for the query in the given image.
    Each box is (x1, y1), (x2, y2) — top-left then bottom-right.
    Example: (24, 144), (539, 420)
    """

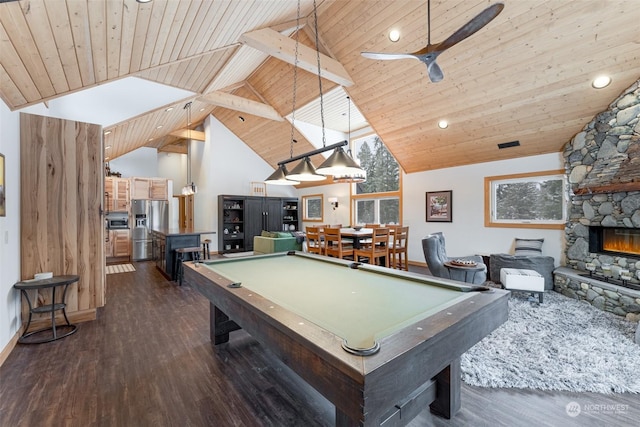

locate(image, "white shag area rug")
(461, 290), (640, 394)
(106, 264), (136, 274)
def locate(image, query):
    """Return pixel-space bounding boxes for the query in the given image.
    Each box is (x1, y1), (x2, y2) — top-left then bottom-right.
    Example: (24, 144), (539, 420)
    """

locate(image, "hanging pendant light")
(265, 164), (300, 185)
(287, 157), (327, 181)
(181, 102), (197, 195)
(264, 0), (324, 184)
(319, 95), (366, 182)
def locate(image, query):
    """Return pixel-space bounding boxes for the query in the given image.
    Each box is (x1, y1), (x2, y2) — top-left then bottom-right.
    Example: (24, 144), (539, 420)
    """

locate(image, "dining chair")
(389, 226), (409, 270)
(365, 223), (381, 228)
(305, 226), (324, 255)
(354, 227), (390, 266)
(323, 227), (354, 260)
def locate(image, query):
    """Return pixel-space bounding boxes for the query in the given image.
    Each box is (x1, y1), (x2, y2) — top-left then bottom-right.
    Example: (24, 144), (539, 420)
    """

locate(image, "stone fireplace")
(556, 79), (640, 323)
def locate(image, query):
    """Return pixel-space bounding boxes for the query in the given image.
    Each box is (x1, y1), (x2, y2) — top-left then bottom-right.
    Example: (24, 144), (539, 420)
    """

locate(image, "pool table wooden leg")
(429, 357), (461, 419)
(210, 303), (241, 345)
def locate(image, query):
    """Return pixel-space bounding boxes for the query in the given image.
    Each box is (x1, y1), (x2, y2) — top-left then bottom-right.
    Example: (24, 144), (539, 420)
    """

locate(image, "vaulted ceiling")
(1, 0), (639, 176)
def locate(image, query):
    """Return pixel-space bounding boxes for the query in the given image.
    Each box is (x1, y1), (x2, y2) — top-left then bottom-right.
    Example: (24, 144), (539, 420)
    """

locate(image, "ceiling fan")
(361, 1), (504, 83)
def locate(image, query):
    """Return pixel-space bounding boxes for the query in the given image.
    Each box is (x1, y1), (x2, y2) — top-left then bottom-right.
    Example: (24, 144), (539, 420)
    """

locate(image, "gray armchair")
(422, 232), (487, 284)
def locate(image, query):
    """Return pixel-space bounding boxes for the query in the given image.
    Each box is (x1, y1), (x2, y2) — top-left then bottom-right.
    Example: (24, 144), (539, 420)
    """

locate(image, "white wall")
(403, 152), (565, 266)
(297, 183), (352, 229)
(0, 103), (22, 353)
(158, 152), (187, 196)
(108, 147), (159, 178)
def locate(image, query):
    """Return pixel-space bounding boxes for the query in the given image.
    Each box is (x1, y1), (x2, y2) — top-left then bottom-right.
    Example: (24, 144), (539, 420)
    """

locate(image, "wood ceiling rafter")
(198, 91), (283, 122)
(239, 28), (353, 87)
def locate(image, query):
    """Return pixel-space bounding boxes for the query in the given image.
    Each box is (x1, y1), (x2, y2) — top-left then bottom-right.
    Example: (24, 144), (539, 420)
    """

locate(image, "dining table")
(339, 227), (399, 247)
(338, 227), (376, 249)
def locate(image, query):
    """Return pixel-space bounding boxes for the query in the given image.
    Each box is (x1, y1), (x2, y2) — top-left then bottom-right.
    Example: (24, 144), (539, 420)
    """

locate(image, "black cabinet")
(218, 195), (300, 254)
(282, 199), (299, 231)
(219, 196), (246, 253)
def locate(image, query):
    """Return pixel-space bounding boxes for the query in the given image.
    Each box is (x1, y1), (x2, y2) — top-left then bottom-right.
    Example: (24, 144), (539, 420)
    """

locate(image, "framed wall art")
(302, 194), (324, 222)
(426, 190), (452, 222)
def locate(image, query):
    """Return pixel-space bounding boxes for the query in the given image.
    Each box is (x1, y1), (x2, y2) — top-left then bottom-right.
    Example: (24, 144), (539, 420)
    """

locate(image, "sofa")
(253, 231), (302, 254)
(489, 253), (555, 290)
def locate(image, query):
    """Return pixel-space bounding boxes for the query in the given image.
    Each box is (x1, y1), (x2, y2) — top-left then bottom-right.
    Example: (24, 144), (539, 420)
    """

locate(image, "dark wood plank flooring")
(1, 260), (637, 427)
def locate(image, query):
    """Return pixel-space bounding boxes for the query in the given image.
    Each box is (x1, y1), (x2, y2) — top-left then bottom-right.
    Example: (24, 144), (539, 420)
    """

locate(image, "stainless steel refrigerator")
(132, 199), (168, 261)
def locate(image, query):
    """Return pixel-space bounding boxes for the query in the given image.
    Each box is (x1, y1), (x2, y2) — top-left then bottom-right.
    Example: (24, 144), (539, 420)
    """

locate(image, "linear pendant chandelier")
(264, 0), (365, 184)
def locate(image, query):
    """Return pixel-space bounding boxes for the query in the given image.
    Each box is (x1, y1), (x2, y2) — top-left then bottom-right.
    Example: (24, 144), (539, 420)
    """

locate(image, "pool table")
(184, 251), (509, 426)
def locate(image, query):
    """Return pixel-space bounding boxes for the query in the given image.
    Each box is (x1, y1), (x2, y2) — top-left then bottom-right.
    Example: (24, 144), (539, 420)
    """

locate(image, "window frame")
(484, 169), (567, 229)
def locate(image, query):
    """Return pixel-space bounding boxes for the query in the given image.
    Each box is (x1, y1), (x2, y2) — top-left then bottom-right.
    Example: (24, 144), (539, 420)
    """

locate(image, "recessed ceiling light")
(239, 116), (245, 122)
(592, 75), (611, 89)
(165, 107), (174, 112)
(438, 120), (448, 129)
(156, 125), (163, 129)
(105, 156), (110, 161)
(200, 108), (205, 112)
(104, 130), (111, 135)
(148, 138), (154, 141)
(389, 29), (400, 42)
(105, 145), (111, 150)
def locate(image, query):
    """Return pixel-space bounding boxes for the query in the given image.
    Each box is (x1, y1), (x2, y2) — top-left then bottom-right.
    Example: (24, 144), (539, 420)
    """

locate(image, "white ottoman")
(500, 268), (545, 303)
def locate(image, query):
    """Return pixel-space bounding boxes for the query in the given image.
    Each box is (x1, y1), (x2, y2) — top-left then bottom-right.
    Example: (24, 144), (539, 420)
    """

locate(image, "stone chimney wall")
(563, 80), (640, 279)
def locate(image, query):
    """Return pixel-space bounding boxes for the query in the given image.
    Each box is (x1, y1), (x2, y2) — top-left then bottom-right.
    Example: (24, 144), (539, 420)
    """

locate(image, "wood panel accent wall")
(20, 113), (105, 326)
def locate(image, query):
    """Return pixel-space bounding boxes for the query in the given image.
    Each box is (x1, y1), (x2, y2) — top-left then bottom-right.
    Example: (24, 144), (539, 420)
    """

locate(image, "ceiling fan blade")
(427, 60), (444, 83)
(436, 3), (504, 52)
(361, 51), (422, 61)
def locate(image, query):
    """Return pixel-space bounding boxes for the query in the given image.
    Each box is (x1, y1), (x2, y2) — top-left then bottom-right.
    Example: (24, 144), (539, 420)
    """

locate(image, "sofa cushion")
(514, 237), (544, 255)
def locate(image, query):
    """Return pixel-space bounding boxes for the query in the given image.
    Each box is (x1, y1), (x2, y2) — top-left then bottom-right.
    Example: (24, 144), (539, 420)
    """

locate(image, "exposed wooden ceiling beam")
(199, 90), (284, 122)
(168, 129), (206, 141)
(239, 28), (353, 87)
(158, 142), (188, 155)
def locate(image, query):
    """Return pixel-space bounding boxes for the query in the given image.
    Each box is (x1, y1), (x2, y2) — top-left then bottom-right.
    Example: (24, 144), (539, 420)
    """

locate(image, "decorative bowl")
(353, 226), (363, 231)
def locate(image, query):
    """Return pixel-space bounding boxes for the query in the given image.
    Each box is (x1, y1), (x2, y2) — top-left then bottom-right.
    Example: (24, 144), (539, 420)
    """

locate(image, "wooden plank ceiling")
(1, 0), (639, 174)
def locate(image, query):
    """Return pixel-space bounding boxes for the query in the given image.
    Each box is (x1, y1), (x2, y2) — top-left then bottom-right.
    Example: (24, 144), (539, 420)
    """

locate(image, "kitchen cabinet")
(150, 179), (168, 200)
(130, 177), (169, 200)
(105, 177), (130, 212)
(106, 229), (131, 258)
(131, 178), (151, 200)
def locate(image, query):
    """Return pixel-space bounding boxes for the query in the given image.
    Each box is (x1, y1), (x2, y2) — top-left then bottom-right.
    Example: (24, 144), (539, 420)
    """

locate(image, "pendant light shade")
(316, 147), (365, 176)
(286, 157), (326, 182)
(264, 165), (300, 185)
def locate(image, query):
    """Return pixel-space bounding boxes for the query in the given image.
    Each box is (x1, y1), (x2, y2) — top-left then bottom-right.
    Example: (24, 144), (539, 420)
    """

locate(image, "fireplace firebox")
(589, 226), (640, 257)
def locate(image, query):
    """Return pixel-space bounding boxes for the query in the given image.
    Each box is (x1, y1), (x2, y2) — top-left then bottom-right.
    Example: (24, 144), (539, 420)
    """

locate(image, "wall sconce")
(328, 197), (339, 210)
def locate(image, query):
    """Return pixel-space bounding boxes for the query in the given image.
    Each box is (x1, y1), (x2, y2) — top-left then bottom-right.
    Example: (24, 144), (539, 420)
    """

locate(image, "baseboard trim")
(0, 331), (20, 368)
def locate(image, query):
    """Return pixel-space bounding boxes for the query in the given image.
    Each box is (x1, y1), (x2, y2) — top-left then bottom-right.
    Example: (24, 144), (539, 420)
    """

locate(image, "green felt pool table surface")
(199, 253), (476, 350)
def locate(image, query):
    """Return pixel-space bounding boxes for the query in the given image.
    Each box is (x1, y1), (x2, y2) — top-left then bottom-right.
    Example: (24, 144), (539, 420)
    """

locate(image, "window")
(484, 170), (567, 229)
(351, 134), (401, 224)
(353, 135), (399, 194)
(302, 194), (323, 222)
